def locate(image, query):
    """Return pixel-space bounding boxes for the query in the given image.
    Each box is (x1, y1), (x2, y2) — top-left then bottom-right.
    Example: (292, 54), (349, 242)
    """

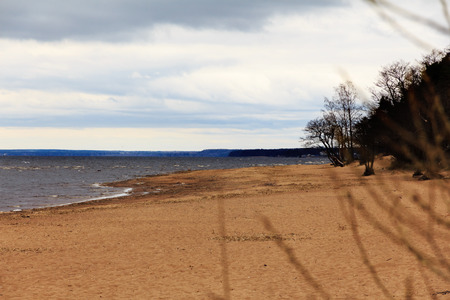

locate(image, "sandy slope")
(0, 159), (449, 299)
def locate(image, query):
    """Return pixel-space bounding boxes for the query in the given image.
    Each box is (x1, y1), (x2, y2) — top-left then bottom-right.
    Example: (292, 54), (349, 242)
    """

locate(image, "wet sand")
(1, 158), (449, 299)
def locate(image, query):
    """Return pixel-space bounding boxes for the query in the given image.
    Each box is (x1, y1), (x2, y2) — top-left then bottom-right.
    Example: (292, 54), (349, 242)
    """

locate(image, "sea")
(0, 156), (328, 212)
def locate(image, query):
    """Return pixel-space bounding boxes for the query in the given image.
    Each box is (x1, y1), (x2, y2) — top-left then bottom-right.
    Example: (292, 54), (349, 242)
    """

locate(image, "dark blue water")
(0, 156), (328, 212)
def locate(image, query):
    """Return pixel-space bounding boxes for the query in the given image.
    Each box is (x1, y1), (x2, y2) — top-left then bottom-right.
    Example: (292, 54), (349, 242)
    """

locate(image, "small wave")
(1, 166), (46, 171)
(8, 205), (22, 212)
(85, 187), (133, 202)
(44, 187), (134, 209)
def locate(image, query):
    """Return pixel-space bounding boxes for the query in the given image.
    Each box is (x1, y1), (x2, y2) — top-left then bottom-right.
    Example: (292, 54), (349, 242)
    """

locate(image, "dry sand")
(1, 158), (449, 299)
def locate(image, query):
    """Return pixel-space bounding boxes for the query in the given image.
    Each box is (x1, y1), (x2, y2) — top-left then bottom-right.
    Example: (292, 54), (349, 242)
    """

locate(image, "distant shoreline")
(0, 148), (325, 158)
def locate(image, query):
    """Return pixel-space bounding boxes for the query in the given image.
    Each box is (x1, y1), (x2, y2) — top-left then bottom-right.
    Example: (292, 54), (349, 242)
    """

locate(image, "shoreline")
(0, 186), (134, 214)
(1, 161), (449, 298)
(0, 156), (327, 213)
(39, 187), (135, 212)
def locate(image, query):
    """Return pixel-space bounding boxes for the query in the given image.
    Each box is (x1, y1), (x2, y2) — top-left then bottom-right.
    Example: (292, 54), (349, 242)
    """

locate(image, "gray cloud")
(0, 112), (307, 131)
(0, 0), (347, 41)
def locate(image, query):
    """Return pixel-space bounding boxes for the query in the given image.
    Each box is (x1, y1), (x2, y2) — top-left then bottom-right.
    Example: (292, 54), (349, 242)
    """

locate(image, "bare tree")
(371, 61), (420, 104)
(421, 47), (448, 67)
(303, 81), (362, 166)
(303, 116), (344, 167)
(324, 81), (362, 162)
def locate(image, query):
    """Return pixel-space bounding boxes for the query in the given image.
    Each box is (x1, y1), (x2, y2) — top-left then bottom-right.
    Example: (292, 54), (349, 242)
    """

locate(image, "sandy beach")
(1, 158), (449, 299)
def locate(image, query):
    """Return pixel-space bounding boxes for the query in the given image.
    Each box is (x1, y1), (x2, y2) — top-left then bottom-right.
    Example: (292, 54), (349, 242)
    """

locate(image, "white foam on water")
(86, 188), (133, 201)
(49, 187), (134, 208)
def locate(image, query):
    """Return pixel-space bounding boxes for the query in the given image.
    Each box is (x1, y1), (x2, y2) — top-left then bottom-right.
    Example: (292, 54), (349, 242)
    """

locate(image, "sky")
(0, 0), (448, 151)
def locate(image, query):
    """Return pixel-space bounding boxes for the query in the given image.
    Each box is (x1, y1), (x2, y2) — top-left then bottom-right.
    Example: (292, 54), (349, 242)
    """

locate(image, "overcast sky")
(0, 0), (448, 151)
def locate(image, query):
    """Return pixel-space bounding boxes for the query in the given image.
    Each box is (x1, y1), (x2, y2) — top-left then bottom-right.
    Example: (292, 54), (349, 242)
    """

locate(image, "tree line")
(303, 47), (450, 176)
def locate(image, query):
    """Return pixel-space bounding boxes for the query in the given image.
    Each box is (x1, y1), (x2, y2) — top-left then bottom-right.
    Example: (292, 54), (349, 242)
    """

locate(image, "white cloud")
(0, 0), (448, 150)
